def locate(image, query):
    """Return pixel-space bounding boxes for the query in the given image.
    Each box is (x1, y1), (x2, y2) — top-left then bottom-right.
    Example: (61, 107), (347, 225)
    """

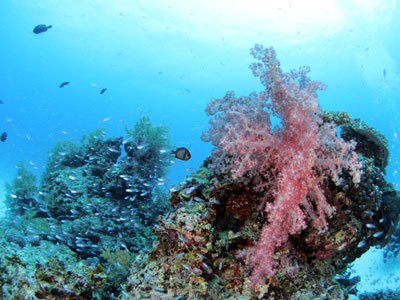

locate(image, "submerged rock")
(341, 118), (389, 171)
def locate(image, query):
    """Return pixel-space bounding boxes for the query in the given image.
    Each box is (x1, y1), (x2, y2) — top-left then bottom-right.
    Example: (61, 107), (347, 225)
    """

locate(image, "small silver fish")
(178, 234), (188, 244)
(169, 185), (181, 193)
(182, 263), (194, 273)
(140, 191), (149, 196)
(108, 147), (119, 153)
(201, 262), (212, 274)
(210, 198), (221, 205)
(358, 240), (367, 248)
(234, 295), (250, 299)
(173, 253), (185, 260)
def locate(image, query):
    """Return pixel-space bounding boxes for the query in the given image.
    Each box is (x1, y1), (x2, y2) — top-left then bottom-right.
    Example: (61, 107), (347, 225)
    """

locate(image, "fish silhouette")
(1, 132), (7, 142)
(59, 82), (70, 88)
(33, 24), (52, 34)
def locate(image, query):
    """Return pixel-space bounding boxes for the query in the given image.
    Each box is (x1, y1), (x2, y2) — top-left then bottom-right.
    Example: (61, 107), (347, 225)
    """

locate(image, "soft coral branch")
(202, 44), (361, 285)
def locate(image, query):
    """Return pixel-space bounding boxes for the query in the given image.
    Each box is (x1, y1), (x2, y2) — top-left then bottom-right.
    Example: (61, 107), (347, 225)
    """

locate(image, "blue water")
(1, 0), (400, 295)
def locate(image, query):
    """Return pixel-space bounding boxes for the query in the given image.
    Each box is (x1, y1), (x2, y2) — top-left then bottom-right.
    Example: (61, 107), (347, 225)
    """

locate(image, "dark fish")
(100, 88), (107, 94)
(383, 68), (386, 79)
(0, 100), (3, 104)
(172, 147), (191, 161)
(1, 132), (7, 142)
(33, 24), (52, 34)
(59, 81), (69, 88)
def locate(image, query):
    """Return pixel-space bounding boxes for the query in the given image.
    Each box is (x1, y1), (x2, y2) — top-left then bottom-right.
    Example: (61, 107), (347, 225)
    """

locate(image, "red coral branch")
(202, 44), (361, 286)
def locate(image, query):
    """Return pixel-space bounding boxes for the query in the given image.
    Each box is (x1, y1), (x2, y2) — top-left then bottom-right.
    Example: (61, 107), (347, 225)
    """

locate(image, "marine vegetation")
(5, 161), (39, 216)
(119, 45), (400, 300)
(0, 116), (172, 299)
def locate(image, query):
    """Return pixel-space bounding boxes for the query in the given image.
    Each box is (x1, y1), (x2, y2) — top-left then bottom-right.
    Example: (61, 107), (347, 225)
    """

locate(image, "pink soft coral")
(202, 45), (361, 285)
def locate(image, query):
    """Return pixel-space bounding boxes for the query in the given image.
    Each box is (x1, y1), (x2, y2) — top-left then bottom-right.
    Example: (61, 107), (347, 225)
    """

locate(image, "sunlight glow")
(136, 0), (346, 43)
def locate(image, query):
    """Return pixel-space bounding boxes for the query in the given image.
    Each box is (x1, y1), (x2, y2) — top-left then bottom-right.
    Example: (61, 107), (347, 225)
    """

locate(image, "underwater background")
(1, 0), (400, 299)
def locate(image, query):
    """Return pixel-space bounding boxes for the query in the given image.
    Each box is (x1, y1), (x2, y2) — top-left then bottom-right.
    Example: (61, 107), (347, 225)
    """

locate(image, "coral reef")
(1, 46), (399, 300)
(1, 116), (172, 299)
(358, 289), (400, 300)
(35, 117), (171, 260)
(0, 232), (107, 299)
(121, 151), (398, 299)
(340, 117), (389, 172)
(5, 161), (39, 216)
(384, 221), (400, 261)
(119, 46), (400, 300)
